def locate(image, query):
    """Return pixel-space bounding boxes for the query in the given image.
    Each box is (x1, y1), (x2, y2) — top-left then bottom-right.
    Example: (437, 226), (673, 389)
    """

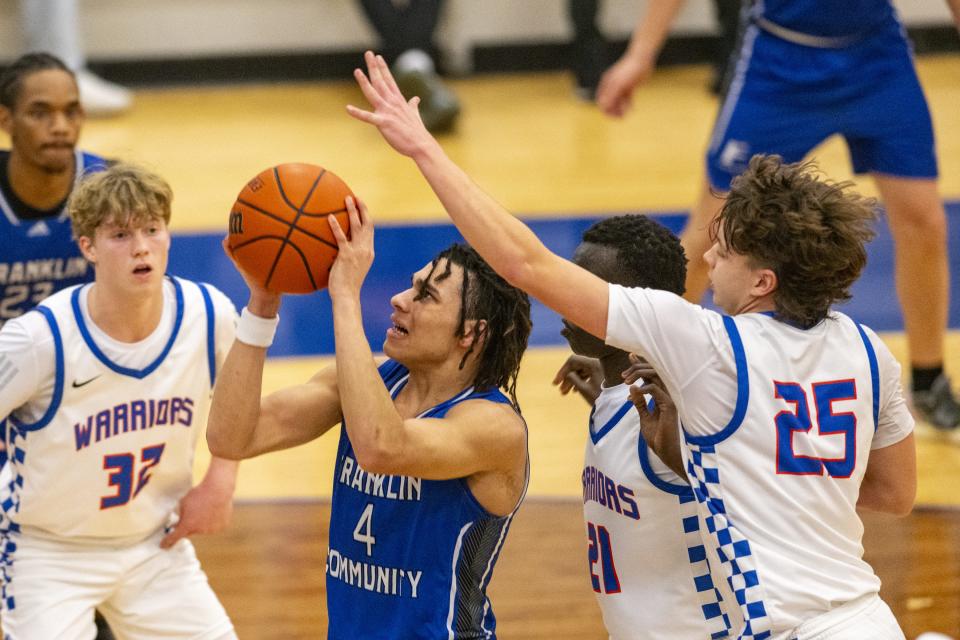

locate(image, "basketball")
(227, 163), (353, 293)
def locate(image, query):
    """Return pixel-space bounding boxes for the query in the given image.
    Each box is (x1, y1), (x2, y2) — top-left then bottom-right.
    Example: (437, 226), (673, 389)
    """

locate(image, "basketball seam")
(236, 197), (341, 249)
(264, 167), (327, 290)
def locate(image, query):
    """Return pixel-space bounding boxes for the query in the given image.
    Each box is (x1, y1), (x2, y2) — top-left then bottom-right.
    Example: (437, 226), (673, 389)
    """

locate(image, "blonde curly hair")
(68, 163), (172, 240)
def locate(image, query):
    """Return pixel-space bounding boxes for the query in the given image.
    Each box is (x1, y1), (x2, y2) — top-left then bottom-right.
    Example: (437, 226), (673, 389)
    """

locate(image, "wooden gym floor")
(12, 54), (960, 637)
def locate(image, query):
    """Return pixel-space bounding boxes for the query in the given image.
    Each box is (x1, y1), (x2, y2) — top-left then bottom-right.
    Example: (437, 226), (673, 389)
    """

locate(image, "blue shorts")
(707, 17), (938, 190)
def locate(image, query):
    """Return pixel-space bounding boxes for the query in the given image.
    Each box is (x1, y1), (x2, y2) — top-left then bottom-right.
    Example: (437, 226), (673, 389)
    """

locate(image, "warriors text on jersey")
(606, 286), (913, 637)
(583, 383), (733, 639)
(326, 360), (528, 640)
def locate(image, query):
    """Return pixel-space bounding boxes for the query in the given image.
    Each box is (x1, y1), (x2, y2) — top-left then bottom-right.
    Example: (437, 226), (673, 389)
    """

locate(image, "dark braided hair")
(0, 52), (73, 110)
(582, 214), (687, 294)
(420, 244), (532, 409)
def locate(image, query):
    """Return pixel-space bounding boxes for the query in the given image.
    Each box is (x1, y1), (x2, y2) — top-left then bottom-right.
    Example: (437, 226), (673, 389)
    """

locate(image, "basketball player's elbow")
(352, 425), (406, 475)
(886, 483), (916, 517)
(206, 427), (247, 461)
(859, 480), (915, 517)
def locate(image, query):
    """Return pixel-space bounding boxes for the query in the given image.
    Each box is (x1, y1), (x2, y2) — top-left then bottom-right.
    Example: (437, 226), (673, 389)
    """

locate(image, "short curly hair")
(581, 214), (687, 294)
(68, 163), (173, 240)
(714, 155), (877, 328)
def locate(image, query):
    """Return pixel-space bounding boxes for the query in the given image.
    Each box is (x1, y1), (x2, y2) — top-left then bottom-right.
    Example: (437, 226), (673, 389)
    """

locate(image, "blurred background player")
(0, 52), (107, 328)
(595, 0), (960, 429)
(568, 0), (740, 99)
(358, 0), (460, 132)
(347, 52), (916, 637)
(0, 164), (238, 639)
(552, 214), (735, 639)
(207, 197), (531, 638)
(20, 0), (132, 116)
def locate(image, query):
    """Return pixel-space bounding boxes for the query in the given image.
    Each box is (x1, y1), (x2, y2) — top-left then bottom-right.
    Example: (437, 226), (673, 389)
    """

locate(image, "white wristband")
(236, 307), (279, 348)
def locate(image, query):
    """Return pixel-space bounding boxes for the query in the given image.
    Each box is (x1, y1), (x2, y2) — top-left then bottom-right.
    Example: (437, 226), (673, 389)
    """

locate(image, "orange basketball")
(227, 163), (353, 293)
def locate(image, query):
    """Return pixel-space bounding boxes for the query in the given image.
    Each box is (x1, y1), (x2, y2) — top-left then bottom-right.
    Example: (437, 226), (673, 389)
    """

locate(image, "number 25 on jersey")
(774, 379), (857, 478)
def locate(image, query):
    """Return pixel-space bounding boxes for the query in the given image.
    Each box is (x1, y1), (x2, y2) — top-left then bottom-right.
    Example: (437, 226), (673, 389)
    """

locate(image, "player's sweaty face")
(385, 259), (466, 363)
(5, 69), (83, 173)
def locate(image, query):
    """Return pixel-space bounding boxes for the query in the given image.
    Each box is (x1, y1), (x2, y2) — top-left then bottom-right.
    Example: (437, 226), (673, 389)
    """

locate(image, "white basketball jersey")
(583, 384), (733, 640)
(682, 312), (884, 637)
(0, 277), (220, 541)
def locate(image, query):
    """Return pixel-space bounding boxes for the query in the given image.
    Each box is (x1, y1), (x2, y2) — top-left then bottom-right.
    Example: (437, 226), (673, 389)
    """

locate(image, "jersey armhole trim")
(637, 398), (694, 497)
(855, 323), (880, 431)
(198, 282), (216, 387)
(71, 276), (185, 379)
(685, 315), (750, 446)
(9, 306), (64, 432)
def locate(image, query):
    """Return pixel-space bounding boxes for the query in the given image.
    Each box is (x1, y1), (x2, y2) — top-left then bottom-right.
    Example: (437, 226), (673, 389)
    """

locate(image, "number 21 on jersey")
(587, 521), (621, 594)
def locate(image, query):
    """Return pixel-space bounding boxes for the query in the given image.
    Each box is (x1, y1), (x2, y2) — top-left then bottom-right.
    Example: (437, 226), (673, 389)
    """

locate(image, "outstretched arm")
(347, 52), (610, 340)
(596, 0), (686, 117)
(206, 242), (343, 460)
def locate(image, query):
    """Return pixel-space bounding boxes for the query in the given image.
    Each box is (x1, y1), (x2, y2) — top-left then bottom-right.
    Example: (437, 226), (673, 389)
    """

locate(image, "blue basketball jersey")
(0, 150), (108, 326)
(326, 360), (527, 639)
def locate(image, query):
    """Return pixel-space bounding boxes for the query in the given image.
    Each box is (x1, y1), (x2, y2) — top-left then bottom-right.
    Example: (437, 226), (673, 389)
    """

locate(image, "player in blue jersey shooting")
(349, 50), (916, 638)
(207, 197), (532, 638)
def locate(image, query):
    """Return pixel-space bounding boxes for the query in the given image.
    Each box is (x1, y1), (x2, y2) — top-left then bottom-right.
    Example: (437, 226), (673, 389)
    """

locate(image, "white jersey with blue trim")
(583, 384), (734, 640)
(0, 276), (236, 541)
(606, 286), (913, 639)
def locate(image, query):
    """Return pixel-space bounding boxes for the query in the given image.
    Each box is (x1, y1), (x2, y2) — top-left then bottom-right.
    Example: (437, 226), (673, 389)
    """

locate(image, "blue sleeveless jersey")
(326, 360), (526, 639)
(0, 151), (108, 326)
(749, 0), (896, 40)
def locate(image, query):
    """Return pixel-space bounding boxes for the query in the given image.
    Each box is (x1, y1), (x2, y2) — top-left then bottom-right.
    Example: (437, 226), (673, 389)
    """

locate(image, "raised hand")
(623, 354), (687, 479)
(346, 51), (438, 159)
(552, 354), (604, 405)
(221, 236), (282, 318)
(327, 195), (375, 300)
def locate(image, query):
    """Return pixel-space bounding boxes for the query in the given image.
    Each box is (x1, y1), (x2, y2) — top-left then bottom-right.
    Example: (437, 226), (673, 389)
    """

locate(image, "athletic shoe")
(912, 373), (960, 430)
(392, 50), (460, 134)
(77, 70), (132, 117)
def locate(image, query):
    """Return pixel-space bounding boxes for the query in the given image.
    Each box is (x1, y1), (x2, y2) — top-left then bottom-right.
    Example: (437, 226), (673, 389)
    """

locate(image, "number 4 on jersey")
(354, 503), (377, 556)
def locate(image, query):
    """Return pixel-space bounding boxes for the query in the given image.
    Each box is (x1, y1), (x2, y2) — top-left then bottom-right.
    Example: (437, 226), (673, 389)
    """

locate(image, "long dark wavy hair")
(420, 244), (532, 409)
